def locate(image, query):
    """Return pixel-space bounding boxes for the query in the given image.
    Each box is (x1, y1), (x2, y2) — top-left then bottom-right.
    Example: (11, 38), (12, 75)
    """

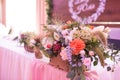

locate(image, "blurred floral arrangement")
(18, 32), (42, 58)
(40, 21), (120, 80)
(19, 32), (36, 45)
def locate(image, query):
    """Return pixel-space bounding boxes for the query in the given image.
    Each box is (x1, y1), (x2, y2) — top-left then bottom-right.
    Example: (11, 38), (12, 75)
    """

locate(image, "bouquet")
(41, 21), (119, 80)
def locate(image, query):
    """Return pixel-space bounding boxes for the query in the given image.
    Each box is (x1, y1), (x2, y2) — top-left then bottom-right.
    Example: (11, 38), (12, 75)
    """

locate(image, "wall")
(50, 0), (120, 27)
(109, 28), (120, 40)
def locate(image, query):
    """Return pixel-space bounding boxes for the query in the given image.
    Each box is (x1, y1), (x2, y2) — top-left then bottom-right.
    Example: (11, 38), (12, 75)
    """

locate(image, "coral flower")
(70, 39), (85, 55)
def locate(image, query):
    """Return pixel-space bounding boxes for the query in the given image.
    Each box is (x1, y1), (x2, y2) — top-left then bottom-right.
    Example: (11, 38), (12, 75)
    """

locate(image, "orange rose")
(70, 39), (85, 55)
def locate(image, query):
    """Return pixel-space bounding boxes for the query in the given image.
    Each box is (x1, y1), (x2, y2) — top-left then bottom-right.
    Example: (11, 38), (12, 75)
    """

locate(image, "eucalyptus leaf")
(40, 49), (50, 58)
(66, 70), (75, 79)
(80, 73), (85, 80)
(112, 49), (120, 55)
(93, 60), (98, 66)
(104, 53), (110, 58)
(107, 66), (111, 71)
(110, 56), (113, 61)
(78, 67), (82, 73)
(73, 75), (81, 80)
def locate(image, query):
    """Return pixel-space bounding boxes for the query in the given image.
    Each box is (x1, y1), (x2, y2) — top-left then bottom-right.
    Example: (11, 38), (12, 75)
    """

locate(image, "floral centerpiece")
(40, 21), (119, 80)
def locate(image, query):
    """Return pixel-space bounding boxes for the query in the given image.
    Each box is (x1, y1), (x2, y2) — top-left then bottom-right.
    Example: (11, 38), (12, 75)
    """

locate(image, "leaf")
(104, 53), (110, 58)
(107, 66), (111, 71)
(110, 56), (113, 61)
(40, 49), (50, 58)
(78, 66), (83, 73)
(80, 73), (85, 80)
(112, 49), (120, 55)
(93, 60), (98, 66)
(13, 36), (18, 41)
(66, 70), (75, 79)
(8, 27), (13, 34)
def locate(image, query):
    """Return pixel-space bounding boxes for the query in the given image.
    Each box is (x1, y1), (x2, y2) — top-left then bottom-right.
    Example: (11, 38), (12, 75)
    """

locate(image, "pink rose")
(89, 51), (94, 56)
(83, 58), (91, 66)
(60, 50), (68, 60)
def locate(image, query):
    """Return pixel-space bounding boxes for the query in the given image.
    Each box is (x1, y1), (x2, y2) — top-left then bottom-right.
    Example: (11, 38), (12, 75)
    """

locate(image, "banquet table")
(0, 36), (120, 80)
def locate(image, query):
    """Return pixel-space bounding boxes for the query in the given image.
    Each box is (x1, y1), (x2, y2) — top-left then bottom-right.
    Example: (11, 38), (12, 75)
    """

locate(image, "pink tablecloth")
(0, 46), (69, 80)
(32, 60), (68, 80)
(0, 47), (33, 80)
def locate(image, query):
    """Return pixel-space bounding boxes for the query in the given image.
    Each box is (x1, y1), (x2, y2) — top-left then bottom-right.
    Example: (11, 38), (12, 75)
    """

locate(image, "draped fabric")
(0, 46), (69, 80)
(0, 0), (2, 22)
(0, 0), (6, 25)
(36, 0), (47, 35)
(0, 47), (33, 80)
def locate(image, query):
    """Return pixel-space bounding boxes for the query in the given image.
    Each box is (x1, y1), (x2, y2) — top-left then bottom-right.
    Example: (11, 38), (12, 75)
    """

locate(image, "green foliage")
(67, 66), (86, 80)
(93, 60), (98, 66)
(66, 70), (75, 79)
(46, 0), (53, 24)
(80, 73), (86, 80)
(110, 49), (120, 61)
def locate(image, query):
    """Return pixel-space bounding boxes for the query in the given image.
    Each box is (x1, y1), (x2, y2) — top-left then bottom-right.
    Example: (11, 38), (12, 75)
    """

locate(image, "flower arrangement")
(41, 21), (119, 80)
(19, 32), (36, 45)
(18, 32), (43, 58)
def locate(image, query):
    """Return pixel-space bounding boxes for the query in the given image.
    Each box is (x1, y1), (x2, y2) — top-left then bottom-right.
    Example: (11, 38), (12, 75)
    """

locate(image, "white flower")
(104, 27), (111, 33)
(93, 26), (110, 38)
(92, 25), (110, 46)
(61, 29), (69, 38)
(80, 50), (85, 56)
(42, 37), (54, 49)
(65, 36), (72, 42)
(93, 25), (105, 32)
(70, 27), (80, 39)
